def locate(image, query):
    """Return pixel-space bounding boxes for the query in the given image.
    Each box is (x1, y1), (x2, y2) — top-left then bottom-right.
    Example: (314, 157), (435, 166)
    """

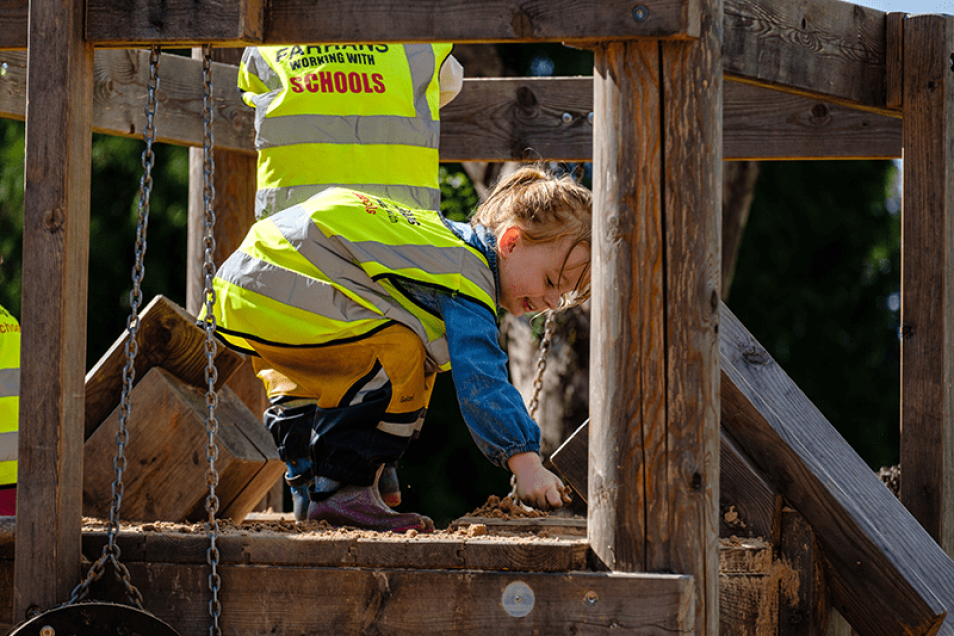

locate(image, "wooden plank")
(86, 0), (265, 48)
(84, 294), (245, 439)
(0, 0), (26, 50)
(13, 0), (93, 618)
(551, 422), (781, 541)
(778, 507), (831, 636)
(900, 14), (954, 556)
(89, 562), (696, 636)
(85, 0), (698, 48)
(0, 53), (904, 160)
(724, 0), (890, 113)
(718, 537), (777, 636)
(886, 12), (905, 110)
(722, 80), (901, 160)
(83, 367), (281, 523)
(720, 303), (954, 636)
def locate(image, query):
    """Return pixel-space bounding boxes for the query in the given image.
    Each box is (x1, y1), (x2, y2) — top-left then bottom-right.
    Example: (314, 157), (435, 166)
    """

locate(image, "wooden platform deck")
(0, 515), (776, 635)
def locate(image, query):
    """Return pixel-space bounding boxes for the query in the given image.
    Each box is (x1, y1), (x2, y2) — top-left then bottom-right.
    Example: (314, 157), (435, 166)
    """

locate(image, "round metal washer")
(8, 602), (181, 636)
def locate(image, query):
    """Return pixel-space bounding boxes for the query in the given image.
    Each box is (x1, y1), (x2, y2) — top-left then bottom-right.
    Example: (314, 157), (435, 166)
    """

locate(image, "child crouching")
(207, 165), (592, 532)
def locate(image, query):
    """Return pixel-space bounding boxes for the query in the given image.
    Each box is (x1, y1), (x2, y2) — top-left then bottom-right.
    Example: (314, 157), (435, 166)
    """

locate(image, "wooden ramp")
(551, 303), (954, 636)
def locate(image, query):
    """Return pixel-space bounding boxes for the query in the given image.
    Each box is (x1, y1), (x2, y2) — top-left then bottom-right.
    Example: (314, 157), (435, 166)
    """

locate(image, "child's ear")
(500, 226), (522, 257)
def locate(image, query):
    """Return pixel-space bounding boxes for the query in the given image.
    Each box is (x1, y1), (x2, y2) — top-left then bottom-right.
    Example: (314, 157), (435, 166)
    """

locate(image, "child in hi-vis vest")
(207, 165), (590, 532)
(239, 42), (463, 509)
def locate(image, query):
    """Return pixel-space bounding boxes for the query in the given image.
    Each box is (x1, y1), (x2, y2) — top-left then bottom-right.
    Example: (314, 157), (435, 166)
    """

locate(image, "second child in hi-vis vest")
(206, 165), (592, 532)
(0, 304), (20, 516)
(238, 43), (462, 220)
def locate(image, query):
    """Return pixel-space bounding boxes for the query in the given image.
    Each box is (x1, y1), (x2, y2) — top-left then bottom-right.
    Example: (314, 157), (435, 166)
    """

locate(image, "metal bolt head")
(587, 112), (594, 125)
(0, 62), (7, 77)
(584, 590), (600, 606)
(39, 626), (55, 636)
(561, 112), (573, 124)
(633, 5), (650, 22)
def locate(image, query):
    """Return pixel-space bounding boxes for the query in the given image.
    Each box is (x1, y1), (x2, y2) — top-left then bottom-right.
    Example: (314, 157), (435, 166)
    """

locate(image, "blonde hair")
(471, 164), (593, 307)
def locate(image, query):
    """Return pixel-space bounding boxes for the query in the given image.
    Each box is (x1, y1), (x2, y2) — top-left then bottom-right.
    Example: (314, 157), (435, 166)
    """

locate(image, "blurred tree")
(727, 160), (901, 470)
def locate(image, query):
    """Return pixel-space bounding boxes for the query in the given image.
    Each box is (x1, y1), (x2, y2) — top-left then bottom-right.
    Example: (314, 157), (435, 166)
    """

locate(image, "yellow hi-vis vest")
(238, 43), (453, 219)
(0, 305), (20, 487)
(209, 188), (497, 372)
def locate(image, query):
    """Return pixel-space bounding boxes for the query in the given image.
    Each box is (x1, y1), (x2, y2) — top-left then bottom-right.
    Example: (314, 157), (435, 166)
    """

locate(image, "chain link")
(526, 311), (555, 421)
(200, 44), (223, 636)
(68, 45), (163, 609)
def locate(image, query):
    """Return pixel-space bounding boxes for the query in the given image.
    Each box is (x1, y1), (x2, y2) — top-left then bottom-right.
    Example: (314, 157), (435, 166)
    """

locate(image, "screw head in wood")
(633, 5), (649, 22)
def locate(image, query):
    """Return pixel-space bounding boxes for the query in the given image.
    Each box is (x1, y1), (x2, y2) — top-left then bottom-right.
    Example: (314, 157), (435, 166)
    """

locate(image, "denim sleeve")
(435, 292), (541, 469)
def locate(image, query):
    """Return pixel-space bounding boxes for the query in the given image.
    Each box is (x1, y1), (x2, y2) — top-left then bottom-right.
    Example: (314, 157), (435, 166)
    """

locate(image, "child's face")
(497, 227), (589, 317)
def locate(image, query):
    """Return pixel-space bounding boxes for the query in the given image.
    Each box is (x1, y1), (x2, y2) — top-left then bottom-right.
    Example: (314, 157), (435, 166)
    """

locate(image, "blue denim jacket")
(402, 218), (541, 469)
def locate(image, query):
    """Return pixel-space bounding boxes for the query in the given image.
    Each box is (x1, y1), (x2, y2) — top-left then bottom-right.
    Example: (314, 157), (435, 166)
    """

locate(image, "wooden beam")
(724, 0), (890, 113)
(0, 51), (901, 169)
(84, 295), (245, 439)
(0, 0), (25, 50)
(900, 14), (954, 556)
(5, 0), (907, 114)
(85, 0), (265, 48)
(78, 560), (695, 636)
(589, 2), (721, 636)
(14, 0), (93, 620)
(85, 0), (699, 48)
(720, 303), (954, 636)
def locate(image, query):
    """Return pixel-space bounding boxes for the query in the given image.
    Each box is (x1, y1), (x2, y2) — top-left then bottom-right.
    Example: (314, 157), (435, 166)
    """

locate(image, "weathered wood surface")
(718, 537), (777, 636)
(14, 0), (93, 619)
(552, 422), (781, 542)
(85, 0), (699, 48)
(0, 0), (25, 49)
(900, 14), (954, 556)
(724, 0), (890, 113)
(589, 0), (721, 631)
(86, 0), (265, 48)
(84, 294), (245, 440)
(81, 563), (697, 636)
(720, 303), (954, 636)
(778, 507), (830, 635)
(0, 49), (902, 160)
(84, 367), (282, 522)
(0, 523), (787, 634)
(2, 0), (909, 113)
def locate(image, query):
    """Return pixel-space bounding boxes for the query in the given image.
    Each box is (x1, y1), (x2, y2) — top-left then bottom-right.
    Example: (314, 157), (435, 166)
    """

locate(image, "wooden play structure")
(2, 0), (954, 633)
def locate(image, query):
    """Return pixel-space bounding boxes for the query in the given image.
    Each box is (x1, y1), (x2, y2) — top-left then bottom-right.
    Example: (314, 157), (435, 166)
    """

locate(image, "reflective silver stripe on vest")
(0, 431), (17, 462)
(257, 113), (439, 149)
(256, 183), (439, 218)
(271, 207), (494, 307)
(0, 368), (18, 399)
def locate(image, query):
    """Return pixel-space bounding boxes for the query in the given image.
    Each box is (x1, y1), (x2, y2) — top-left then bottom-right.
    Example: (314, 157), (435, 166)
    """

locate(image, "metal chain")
(68, 45), (163, 609)
(200, 43), (223, 636)
(527, 311), (556, 421)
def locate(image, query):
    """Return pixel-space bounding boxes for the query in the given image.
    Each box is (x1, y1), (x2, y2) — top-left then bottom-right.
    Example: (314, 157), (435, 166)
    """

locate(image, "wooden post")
(589, 2), (722, 635)
(14, 0), (93, 619)
(900, 14), (954, 554)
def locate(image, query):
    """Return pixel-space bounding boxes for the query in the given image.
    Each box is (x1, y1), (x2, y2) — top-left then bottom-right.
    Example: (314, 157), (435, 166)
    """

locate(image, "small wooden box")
(83, 366), (284, 523)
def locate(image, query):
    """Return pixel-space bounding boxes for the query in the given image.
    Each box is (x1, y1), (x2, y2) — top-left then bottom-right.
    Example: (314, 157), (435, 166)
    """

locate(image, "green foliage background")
(0, 44), (902, 527)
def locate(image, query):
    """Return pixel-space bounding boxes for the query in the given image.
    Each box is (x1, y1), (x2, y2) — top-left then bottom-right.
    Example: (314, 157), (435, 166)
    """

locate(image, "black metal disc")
(7, 602), (181, 636)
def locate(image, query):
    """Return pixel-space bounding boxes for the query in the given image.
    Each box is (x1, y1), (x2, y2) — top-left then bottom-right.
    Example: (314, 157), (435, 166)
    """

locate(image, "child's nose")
(544, 290), (561, 309)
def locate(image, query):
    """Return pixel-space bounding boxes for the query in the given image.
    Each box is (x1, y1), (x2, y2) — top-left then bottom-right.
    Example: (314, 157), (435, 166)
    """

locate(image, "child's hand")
(507, 452), (572, 511)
